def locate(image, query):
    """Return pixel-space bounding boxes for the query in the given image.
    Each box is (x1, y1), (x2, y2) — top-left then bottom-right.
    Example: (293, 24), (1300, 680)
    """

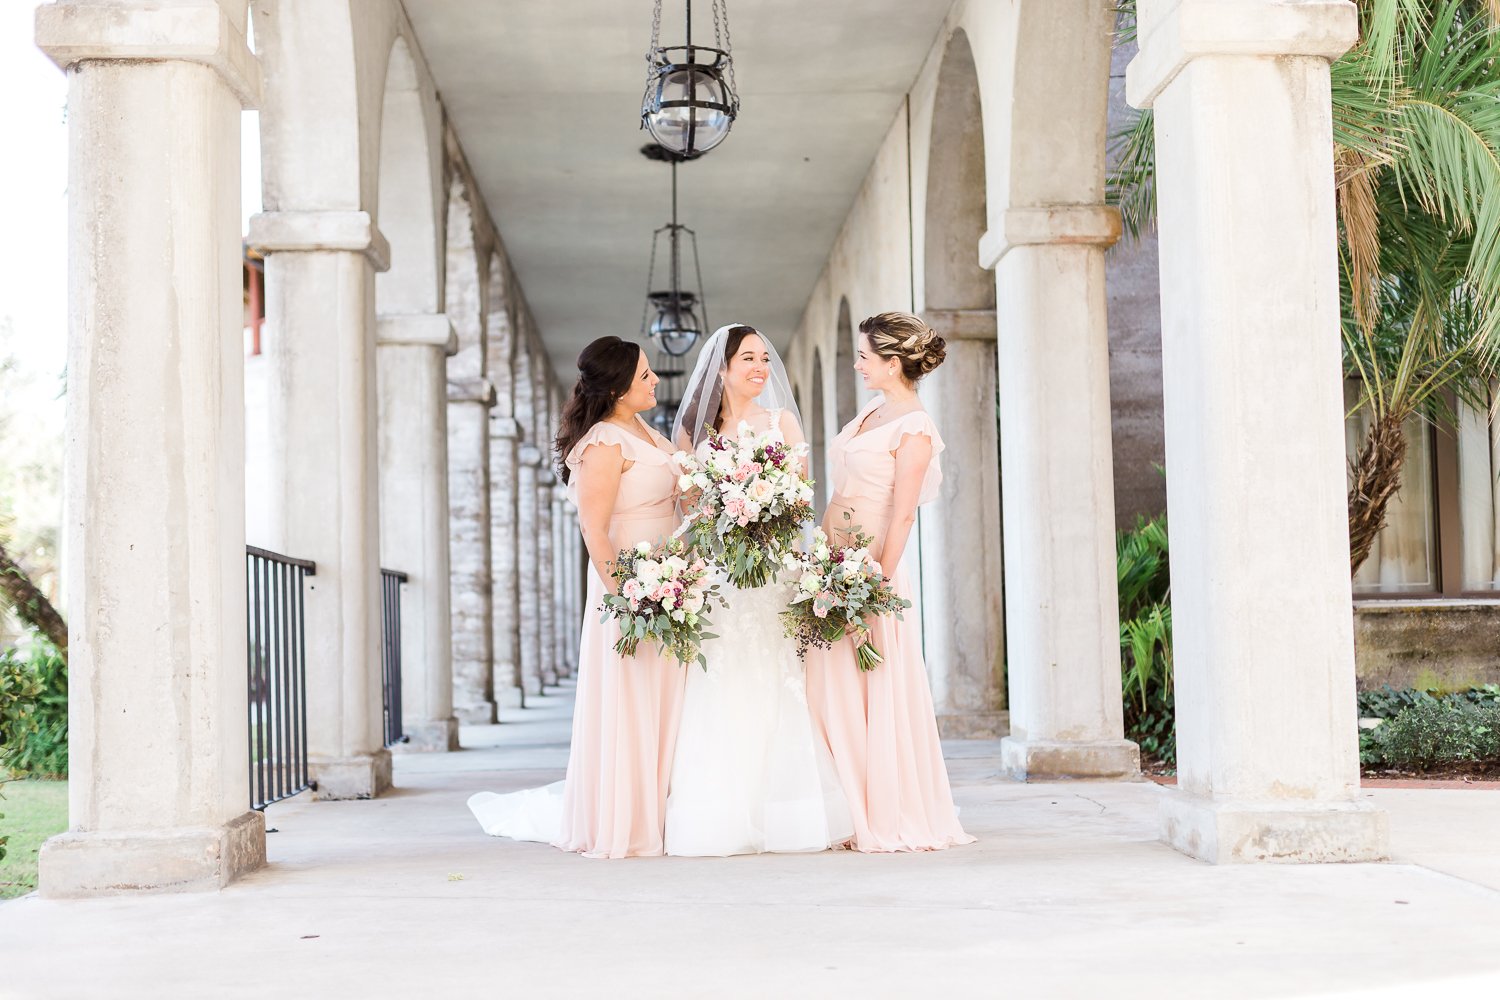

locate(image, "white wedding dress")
(663, 428), (854, 857)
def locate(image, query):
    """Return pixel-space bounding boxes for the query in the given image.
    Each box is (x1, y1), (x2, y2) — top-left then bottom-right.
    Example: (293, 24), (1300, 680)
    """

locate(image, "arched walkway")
(914, 27), (1006, 737)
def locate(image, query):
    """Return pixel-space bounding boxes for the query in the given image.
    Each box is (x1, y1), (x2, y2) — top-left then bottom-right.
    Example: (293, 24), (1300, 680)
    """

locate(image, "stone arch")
(252, 0), (366, 211)
(374, 34), (444, 316)
(444, 172), (486, 378)
(916, 24), (1007, 738)
(835, 297), (857, 429)
(808, 350), (828, 510)
(925, 29), (994, 314)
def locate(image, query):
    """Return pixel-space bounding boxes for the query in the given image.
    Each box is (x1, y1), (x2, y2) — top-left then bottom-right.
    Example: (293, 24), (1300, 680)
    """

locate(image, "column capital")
(1127, 0), (1358, 109)
(378, 313), (457, 353)
(922, 309), (996, 342)
(35, 0), (261, 108)
(490, 416), (522, 440)
(979, 206), (1121, 270)
(247, 211), (390, 272)
(447, 376), (496, 406)
(519, 445), (545, 468)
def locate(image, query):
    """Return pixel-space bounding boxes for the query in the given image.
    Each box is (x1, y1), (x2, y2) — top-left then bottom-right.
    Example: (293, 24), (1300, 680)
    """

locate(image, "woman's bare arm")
(574, 442), (627, 594)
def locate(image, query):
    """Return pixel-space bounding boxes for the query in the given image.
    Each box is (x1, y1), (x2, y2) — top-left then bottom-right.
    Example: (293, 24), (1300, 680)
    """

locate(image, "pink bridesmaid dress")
(555, 417), (688, 858)
(806, 398), (976, 852)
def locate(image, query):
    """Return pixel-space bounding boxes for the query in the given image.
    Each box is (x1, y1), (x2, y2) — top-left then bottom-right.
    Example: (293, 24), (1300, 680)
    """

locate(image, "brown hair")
(553, 336), (642, 484)
(858, 312), (947, 383)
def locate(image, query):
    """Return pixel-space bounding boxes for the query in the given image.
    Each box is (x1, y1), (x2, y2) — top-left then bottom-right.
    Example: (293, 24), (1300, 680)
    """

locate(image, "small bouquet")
(674, 422), (817, 588)
(780, 526), (912, 671)
(599, 538), (725, 670)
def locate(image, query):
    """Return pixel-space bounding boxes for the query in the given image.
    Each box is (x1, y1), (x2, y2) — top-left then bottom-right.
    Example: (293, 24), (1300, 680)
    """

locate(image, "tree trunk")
(1347, 412), (1409, 577)
(0, 540), (67, 657)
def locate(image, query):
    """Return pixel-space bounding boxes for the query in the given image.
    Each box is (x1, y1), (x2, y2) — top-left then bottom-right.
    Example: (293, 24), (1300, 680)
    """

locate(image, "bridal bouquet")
(599, 538), (725, 670)
(674, 423), (816, 588)
(780, 526), (911, 671)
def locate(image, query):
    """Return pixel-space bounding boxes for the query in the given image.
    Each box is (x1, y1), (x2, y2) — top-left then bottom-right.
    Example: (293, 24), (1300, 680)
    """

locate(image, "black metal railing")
(380, 568), (409, 747)
(246, 546), (316, 811)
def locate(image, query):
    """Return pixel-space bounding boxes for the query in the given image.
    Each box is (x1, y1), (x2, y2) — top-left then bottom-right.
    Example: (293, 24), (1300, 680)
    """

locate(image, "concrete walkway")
(4, 681), (1500, 999)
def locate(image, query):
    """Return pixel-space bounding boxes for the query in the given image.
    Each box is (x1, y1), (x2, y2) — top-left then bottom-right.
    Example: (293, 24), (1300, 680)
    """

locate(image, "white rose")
(682, 593), (705, 614)
(635, 541), (652, 556)
(747, 479), (775, 504)
(672, 450), (694, 469)
(664, 555), (688, 576)
(840, 561), (861, 579)
(799, 571), (822, 595)
(743, 500), (762, 519)
(814, 544), (830, 562)
(670, 608), (687, 623)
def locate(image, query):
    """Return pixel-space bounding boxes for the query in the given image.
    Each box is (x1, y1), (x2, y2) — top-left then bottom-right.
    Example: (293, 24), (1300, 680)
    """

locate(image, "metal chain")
(641, 224), (660, 337)
(715, 0), (739, 109)
(648, 0), (663, 58)
(642, 0), (665, 119)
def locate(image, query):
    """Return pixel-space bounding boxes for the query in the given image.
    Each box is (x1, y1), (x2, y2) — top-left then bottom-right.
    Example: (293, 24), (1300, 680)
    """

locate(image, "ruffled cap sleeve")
(887, 410), (945, 506)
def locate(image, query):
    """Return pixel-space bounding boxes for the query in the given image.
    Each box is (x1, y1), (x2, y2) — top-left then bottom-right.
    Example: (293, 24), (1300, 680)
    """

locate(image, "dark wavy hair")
(677, 324), (759, 443)
(554, 336), (643, 484)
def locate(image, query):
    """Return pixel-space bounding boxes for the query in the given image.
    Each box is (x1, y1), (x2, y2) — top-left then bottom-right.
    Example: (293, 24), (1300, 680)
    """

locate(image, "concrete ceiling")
(402, 0), (954, 375)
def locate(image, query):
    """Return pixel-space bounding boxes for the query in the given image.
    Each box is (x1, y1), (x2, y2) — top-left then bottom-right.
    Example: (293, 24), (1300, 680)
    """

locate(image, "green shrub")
(1358, 683), (1500, 720)
(0, 640), (66, 778)
(1369, 700), (1500, 770)
(1117, 513), (1175, 766)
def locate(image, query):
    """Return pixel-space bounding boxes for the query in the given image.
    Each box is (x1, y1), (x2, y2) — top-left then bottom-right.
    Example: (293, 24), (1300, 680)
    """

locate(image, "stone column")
(536, 467), (558, 688)
(551, 485), (572, 680)
(447, 375), (497, 724)
(1127, 0), (1386, 863)
(376, 314), (460, 752)
(34, 0), (265, 896)
(980, 206), (1138, 781)
(248, 209), (392, 800)
(488, 416), (523, 712)
(917, 309), (1006, 737)
(516, 444), (544, 700)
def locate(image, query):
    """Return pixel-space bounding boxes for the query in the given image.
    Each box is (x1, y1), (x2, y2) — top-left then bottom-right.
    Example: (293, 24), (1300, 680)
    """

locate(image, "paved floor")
(4, 681), (1500, 999)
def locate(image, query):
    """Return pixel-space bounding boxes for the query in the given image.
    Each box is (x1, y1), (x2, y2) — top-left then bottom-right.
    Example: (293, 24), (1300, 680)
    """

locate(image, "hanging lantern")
(641, 0), (740, 159)
(641, 159), (708, 358)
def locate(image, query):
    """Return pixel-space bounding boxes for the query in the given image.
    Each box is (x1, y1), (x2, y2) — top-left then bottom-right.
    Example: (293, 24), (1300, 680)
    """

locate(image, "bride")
(663, 324), (853, 857)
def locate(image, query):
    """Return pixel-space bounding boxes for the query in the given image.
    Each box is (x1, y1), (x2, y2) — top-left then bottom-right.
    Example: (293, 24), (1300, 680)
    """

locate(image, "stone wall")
(1355, 602), (1500, 691)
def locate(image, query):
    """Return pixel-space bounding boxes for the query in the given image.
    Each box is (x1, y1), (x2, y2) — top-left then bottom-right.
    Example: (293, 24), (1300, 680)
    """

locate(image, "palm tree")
(1111, 0), (1500, 575)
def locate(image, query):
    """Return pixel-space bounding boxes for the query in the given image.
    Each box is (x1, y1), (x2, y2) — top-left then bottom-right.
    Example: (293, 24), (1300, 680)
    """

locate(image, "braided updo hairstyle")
(858, 311), (947, 383)
(554, 336), (643, 484)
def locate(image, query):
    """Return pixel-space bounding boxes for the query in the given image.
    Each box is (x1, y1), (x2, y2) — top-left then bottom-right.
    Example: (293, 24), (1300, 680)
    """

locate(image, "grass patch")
(0, 778), (67, 899)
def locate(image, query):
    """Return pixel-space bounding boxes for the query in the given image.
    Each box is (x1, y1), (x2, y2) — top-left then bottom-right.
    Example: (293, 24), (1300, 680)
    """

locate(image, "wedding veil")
(670, 324), (804, 451)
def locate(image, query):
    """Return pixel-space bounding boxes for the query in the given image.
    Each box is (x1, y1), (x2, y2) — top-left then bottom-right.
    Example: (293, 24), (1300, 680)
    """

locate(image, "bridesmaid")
(553, 336), (687, 858)
(806, 312), (976, 853)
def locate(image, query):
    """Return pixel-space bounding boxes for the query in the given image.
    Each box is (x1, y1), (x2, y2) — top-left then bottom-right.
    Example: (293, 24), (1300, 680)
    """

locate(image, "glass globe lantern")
(648, 290), (704, 356)
(640, 0), (740, 159)
(641, 158), (709, 358)
(643, 50), (736, 158)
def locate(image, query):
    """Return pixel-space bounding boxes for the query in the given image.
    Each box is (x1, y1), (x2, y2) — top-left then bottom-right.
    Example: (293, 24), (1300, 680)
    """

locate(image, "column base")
(496, 685), (524, 711)
(309, 750), (393, 800)
(393, 718), (459, 752)
(1160, 790), (1389, 864)
(937, 711), (1009, 740)
(454, 699), (498, 725)
(1000, 736), (1140, 780)
(39, 811), (265, 898)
